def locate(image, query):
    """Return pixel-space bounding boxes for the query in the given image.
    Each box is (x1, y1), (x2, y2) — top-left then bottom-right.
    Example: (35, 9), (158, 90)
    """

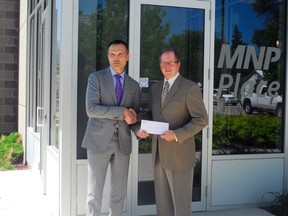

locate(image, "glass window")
(27, 6), (42, 132)
(213, 0), (286, 155)
(28, 16), (36, 128)
(29, 0), (35, 14)
(50, 0), (61, 148)
(36, 8), (43, 132)
(77, 0), (129, 159)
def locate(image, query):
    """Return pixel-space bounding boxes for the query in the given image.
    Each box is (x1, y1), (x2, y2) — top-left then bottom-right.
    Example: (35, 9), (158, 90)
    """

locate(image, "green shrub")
(213, 114), (282, 154)
(139, 136), (152, 153)
(138, 114), (282, 155)
(0, 132), (24, 171)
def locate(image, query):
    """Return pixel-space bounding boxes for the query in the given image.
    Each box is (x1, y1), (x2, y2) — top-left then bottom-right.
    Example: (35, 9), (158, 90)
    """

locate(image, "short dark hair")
(159, 48), (180, 62)
(108, 39), (129, 53)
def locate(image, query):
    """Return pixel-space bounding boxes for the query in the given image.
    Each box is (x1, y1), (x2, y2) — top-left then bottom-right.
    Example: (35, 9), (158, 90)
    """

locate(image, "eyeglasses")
(160, 61), (179, 66)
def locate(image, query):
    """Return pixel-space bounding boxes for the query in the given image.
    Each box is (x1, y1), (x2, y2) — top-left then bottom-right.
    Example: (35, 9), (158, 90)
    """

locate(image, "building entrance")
(129, 0), (213, 215)
(75, 0), (214, 215)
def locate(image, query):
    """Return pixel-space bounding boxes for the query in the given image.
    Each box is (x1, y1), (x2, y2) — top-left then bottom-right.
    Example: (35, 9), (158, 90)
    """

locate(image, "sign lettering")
(217, 44), (281, 70)
(218, 73), (280, 97)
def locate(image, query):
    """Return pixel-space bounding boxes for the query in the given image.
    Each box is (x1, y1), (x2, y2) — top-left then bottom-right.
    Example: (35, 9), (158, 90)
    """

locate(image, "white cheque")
(140, 120), (169, 135)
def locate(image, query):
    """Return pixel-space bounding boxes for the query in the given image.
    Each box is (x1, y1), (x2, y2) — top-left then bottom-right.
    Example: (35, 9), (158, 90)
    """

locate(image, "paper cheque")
(140, 120), (169, 135)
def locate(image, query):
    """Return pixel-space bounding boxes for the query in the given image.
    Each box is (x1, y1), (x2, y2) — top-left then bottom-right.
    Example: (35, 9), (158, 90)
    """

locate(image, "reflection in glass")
(138, 5), (205, 205)
(213, 0), (285, 155)
(77, 0), (129, 159)
(51, 0), (61, 148)
(28, 17), (35, 127)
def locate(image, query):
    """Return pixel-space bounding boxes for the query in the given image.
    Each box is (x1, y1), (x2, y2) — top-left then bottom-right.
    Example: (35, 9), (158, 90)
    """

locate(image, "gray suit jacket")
(81, 67), (140, 155)
(148, 75), (208, 170)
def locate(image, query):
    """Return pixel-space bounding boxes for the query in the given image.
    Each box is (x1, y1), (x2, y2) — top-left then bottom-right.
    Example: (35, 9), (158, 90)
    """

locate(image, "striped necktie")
(161, 81), (170, 105)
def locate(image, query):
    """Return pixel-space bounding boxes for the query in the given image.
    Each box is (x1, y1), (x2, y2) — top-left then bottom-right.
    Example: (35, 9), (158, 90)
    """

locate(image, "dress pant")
(86, 135), (130, 216)
(154, 153), (193, 216)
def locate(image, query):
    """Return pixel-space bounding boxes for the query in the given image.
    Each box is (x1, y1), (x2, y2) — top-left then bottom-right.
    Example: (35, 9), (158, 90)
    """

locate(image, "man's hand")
(136, 129), (149, 139)
(161, 130), (176, 142)
(124, 108), (137, 124)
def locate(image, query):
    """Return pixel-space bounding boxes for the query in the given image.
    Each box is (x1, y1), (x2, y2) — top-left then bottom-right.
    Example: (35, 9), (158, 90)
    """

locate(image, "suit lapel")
(103, 68), (118, 105)
(121, 73), (129, 105)
(157, 80), (164, 110)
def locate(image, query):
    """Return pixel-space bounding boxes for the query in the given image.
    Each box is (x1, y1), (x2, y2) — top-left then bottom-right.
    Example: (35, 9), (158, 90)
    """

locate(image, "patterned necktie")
(114, 74), (123, 105)
(161, 81), (170, 105)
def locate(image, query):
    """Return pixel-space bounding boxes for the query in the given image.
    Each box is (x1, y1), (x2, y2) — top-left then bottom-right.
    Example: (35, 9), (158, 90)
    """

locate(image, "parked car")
(240, 85), (283, 117)
(213, 89), (237, 106)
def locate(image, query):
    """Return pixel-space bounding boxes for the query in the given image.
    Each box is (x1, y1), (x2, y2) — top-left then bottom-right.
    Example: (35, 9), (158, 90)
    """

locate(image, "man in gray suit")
(137, 48), (208, 216)
(82, 40), (140, 216)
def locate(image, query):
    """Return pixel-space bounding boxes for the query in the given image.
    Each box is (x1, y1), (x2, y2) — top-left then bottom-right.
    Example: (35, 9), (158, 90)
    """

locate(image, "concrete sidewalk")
(0, 170), (275, 216)
(0, 170), (54, 216)
(194, 208), (274, 216)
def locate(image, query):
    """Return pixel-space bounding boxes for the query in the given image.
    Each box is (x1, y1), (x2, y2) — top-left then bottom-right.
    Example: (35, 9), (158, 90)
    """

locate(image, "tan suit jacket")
(148, 75), (208, 170)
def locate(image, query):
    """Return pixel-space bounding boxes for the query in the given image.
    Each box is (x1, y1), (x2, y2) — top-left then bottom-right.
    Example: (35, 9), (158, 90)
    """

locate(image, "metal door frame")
(38, 3), (52, 194)
(129, 0), (214, 215)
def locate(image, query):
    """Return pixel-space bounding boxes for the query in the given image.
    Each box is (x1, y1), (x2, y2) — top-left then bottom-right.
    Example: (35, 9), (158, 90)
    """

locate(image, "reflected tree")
(79, 0), (129, 73)
(77, 0), (129, 159)
(140, 6), (170, 80)
(168, 30), (204, 83)
(140, 6), (205, 84)
(231, 25), (248, 95)
(252, 0), (285, 88)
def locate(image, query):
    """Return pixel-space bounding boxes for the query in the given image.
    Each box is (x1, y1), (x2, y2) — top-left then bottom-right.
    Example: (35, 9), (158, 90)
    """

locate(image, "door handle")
(37, 107), (46, 127)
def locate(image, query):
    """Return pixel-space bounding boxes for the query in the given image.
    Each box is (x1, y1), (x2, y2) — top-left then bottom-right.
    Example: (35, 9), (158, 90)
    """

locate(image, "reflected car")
(223, 95), (237, 105)
(213, 89), (237, 106)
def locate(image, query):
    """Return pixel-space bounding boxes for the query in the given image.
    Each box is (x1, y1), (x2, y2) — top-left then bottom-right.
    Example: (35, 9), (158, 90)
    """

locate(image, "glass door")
(37, 3), (51, 194)
(130, 0), (212, 215)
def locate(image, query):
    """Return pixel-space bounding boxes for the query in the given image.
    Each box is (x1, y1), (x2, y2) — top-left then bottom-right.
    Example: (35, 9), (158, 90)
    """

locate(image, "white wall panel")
(211, 158), (284, 206)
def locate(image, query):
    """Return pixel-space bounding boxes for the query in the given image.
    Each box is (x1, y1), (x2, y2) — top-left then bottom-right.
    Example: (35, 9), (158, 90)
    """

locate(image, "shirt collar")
(164, 72), (179, 87)
(110, 66), (125, 79)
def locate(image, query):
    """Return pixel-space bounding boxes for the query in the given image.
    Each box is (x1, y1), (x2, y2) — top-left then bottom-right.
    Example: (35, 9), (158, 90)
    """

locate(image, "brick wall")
(0, 0), (19, 135)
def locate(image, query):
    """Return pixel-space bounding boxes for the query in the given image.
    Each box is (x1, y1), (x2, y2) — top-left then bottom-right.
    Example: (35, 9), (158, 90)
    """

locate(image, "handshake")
(123, 108), (137, 125)
(123, 108), (175, 141)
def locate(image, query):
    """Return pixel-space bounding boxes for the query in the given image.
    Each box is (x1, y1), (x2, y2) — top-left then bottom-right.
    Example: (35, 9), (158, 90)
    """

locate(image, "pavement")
(0, 170), (275, 216)
(0, 170), (54, 216)
(193, 208), (274, 216)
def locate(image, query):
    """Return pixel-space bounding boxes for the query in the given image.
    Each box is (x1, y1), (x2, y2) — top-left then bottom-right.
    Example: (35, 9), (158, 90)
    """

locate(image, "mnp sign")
(217, 44), (281, 70)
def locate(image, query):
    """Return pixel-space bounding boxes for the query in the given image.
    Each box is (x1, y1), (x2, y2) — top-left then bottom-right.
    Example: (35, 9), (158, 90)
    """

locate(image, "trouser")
(154, 153), (193, 216)
(86, 136), (130, 216)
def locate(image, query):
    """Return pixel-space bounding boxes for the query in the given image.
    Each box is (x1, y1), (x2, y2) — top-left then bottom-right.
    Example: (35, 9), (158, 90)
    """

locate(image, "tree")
(252, 0), (285, 88)
(231, 25), (246, 52)
(140, 5), (170, 80)
(168, 30), (204, 83)
(231, 25), (249, 93)
(78, 0), (130, 72)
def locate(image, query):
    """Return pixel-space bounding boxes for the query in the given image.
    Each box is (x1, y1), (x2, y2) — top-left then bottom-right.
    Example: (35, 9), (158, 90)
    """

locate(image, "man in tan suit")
(137, 48), (208, 216)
